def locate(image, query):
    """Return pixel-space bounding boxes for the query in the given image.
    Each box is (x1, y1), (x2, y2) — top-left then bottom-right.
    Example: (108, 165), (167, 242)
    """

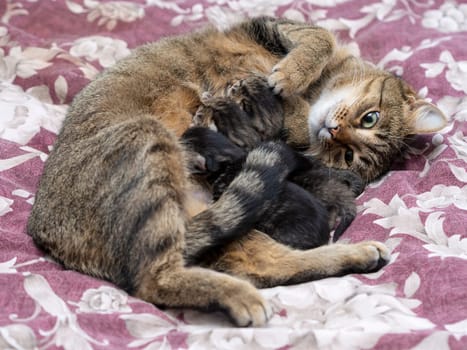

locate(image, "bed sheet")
(0, 1), (466, 349)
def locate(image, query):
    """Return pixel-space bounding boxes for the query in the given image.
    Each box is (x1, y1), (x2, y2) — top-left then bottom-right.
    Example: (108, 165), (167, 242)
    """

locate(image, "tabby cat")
(28, 17), (447, 327)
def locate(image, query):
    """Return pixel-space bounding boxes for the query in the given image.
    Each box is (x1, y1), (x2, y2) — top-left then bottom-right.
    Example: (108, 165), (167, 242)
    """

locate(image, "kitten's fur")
(28, 17), (447, 326)
(182, 125), (362, 248)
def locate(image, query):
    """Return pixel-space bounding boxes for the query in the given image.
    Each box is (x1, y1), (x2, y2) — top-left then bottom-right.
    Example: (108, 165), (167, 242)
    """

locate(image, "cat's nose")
(328, 126), (340, 138)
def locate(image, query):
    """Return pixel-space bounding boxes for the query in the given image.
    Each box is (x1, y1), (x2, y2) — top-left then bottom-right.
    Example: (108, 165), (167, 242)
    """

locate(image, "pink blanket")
(1, 1), (466, 349)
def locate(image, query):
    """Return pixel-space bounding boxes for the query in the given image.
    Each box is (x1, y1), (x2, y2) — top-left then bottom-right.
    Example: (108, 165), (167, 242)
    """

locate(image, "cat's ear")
(407, 99), (448, 134)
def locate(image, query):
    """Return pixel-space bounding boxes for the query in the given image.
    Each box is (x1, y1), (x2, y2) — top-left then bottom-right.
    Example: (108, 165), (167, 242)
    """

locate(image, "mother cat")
(28, 17), (447, 326)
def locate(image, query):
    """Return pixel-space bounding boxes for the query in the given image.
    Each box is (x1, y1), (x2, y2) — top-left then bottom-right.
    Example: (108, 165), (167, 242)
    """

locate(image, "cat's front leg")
(268, 23), (336, 96)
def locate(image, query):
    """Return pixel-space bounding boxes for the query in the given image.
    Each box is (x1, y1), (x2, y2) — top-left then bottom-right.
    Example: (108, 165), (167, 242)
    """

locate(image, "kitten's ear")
(408, 99), (448, 134)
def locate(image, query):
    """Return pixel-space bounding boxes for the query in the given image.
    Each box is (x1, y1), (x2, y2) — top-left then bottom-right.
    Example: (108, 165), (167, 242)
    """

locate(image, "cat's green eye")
(344, 148), (354, 166)
(361, 111), (379, 128)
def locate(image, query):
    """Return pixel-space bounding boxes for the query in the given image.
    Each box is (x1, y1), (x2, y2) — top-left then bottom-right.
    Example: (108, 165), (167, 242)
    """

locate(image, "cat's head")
(305, 61), (448, 183)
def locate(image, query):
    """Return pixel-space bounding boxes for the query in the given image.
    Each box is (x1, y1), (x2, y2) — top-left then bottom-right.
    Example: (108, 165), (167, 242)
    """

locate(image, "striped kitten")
(28, 17), (447, 326)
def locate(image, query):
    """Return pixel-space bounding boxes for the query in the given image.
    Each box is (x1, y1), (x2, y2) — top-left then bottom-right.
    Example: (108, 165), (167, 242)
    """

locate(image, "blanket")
(1, 1), (466, 349)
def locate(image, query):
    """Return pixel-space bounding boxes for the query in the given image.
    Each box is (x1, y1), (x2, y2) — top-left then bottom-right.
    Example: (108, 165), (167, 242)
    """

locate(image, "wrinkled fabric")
(0, 1), (466, 349)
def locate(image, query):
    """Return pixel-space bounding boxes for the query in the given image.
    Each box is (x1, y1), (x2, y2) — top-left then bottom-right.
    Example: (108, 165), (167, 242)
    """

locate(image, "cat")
(27, 16), (447, 327)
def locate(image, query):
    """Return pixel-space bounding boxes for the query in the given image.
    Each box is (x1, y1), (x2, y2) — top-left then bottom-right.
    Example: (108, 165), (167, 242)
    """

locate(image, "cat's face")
(306, 66), (448, 182)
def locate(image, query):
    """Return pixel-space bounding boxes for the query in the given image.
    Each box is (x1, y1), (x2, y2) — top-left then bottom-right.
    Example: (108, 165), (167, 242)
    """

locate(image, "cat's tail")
(184, 141), (299, 262)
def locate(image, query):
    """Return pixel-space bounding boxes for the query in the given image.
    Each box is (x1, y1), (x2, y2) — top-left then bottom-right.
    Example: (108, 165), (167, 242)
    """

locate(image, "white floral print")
(0, 196), (14, 216)
(69, 36), (131, 68)
(421, 50), (467, 94)
(66, 0), (145, 30)
(422, 1), (467, 32)
(73, 286), (132, 314)
(0, 324), (37, 350)
(0, 80), (66, 145)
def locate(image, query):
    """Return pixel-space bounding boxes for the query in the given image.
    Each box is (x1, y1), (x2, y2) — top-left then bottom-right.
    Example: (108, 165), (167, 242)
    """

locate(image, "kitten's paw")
(192, 105), (211, 127)
(223, 284), (272, 327)
(200, 91), (213, 103)
(226, 80), (244, 97)
(193, 95), (218, 129)
(352, 241), (390, 273)
(331, 168), (365, 196)
(227, 75), (269, 99)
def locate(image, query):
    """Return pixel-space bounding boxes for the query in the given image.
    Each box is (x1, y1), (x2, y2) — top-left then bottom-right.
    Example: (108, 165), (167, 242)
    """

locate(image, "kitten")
(181, 124), (362, 249)
(186, 74), (363, 245)
(28, 17), (446, 326)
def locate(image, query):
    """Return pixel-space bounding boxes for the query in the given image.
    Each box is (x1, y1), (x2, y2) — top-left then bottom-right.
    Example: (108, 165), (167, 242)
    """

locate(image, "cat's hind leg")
(129, 202), (272, 326)
(136, 264), (272, 327)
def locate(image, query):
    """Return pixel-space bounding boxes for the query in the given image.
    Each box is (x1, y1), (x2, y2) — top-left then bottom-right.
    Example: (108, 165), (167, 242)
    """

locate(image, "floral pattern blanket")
(1, 1), (466, 349)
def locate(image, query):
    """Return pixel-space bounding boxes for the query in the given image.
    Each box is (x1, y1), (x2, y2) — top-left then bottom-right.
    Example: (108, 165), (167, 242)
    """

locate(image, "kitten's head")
(306, 60), (448, 183)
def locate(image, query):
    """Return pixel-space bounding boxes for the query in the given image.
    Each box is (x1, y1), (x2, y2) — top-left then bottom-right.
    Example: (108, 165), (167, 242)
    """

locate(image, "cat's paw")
(350, 241), (390, 273)
(268, 58), (323, 97)
(222, 283), (273, 327)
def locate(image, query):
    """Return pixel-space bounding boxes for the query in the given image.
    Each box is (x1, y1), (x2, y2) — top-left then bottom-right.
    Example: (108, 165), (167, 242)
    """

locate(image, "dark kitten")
(182, 126), (363, 248)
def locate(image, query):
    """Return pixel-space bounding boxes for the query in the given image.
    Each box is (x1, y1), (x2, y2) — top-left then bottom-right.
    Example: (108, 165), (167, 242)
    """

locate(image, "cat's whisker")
(347, 96), (360, 112)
